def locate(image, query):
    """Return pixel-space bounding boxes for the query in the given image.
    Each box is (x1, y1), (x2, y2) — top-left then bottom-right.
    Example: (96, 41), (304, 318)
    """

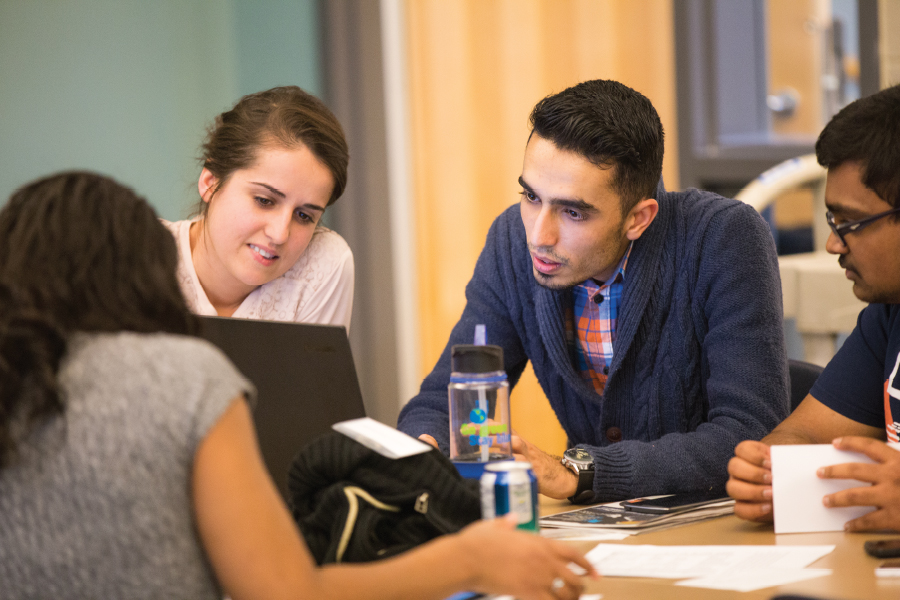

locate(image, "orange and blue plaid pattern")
(568, 244), (632, 394)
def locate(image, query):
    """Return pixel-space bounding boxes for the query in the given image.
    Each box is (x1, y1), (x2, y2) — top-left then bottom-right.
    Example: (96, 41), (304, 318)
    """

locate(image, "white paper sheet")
(676, 568), (832, 592)
(584, 543), (834, 579)
(771, 444), (876, 534)
(332, 417), (433, 459)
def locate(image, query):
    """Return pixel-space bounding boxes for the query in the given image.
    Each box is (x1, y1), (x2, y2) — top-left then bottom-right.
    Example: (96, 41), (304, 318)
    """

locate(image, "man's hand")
(726, 440), (774, 522)
(418, 434), (439, 449)
(511, 434), (577, 499)
(818, 436), (900, 532)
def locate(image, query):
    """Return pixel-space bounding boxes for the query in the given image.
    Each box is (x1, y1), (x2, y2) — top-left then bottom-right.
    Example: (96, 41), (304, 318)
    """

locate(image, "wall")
(0, 0), (320, 220)
(881, 0), (900, 86)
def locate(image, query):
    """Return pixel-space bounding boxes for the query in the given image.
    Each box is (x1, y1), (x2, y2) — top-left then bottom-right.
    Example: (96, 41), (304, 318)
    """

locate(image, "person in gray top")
(0, 172), (595, 600)
(1, 331), (250, 599)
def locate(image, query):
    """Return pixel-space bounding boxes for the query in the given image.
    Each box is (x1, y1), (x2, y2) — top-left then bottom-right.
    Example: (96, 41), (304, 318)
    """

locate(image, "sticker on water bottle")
(460, 408), (509, 446)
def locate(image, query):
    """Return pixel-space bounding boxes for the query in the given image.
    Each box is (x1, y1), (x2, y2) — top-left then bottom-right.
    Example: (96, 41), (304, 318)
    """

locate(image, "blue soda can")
(480, 462), (539, 531)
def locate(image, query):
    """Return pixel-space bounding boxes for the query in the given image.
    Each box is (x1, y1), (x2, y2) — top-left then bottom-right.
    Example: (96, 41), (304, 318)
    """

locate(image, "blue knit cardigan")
(398, 186), (789, 501)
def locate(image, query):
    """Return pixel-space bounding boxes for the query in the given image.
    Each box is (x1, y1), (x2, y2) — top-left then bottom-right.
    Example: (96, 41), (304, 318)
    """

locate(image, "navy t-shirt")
(811, 303), (900, 441)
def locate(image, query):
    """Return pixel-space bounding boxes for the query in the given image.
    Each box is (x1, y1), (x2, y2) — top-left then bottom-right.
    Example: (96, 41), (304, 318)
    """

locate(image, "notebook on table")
(198, 316), (367, 499)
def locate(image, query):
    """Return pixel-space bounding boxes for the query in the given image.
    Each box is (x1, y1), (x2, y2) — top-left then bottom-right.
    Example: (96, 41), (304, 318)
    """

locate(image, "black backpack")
(289, 431), (481, 564)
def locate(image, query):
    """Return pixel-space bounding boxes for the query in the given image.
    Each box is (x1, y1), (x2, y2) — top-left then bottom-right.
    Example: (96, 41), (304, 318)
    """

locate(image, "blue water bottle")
(448, 325), (512, 478)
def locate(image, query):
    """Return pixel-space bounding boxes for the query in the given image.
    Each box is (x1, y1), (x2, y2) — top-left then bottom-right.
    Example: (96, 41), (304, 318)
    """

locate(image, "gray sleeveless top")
(0, 332), (253, 599)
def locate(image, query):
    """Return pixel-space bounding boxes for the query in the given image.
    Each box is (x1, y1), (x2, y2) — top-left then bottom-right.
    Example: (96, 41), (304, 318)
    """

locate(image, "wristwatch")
(561, 447), (595, 504)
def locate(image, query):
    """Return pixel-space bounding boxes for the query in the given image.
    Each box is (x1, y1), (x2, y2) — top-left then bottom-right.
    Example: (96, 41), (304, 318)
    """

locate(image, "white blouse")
(163, 219), (354, 332)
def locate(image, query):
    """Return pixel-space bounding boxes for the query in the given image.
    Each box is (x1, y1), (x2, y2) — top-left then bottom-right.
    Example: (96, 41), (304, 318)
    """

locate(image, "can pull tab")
(474, 324), (487, 346)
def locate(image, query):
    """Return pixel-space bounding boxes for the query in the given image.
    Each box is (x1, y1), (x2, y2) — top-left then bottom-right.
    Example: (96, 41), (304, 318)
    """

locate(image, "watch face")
(565, 448), (592, 464)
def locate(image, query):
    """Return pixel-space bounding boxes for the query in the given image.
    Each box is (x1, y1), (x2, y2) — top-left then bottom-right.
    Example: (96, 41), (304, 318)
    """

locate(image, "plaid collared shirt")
(567, 243), (632, 394)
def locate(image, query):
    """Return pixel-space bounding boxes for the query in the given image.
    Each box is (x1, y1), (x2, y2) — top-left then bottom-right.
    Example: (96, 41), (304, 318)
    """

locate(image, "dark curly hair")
(0, 172), (198, 468)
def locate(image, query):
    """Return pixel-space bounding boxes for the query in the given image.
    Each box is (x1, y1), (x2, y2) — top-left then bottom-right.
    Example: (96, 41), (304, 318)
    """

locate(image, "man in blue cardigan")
(398, 80), (788, 503)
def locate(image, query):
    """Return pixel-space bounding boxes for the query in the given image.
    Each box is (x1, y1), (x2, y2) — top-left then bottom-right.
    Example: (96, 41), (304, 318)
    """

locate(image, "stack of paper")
(584, 543), (834, 592)
(540, 527), (633, 542)
(539, 499), (734, 535)
(488, 596), (602, 600)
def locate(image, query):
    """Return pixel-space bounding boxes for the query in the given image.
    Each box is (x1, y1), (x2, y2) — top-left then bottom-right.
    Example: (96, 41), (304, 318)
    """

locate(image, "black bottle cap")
(451, 344), (504, 374)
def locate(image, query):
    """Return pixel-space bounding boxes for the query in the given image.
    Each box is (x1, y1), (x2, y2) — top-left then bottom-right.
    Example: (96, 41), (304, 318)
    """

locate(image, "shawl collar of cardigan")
(536, 179), (670, 404)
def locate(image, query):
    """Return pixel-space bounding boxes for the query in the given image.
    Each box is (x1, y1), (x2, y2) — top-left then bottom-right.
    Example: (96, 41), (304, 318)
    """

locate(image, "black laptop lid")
(198, 316), (366, 499)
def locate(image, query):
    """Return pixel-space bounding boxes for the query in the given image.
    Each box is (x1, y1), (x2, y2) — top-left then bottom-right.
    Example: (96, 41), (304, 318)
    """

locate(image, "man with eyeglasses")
(727, 83), (900, 531)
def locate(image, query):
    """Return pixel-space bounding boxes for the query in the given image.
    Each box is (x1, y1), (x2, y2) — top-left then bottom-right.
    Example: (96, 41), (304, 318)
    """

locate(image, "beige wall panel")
(406, 0), (676, 455)
(881, 0), (900, 87)
(407, 1), (480, 364)
(774, 188), (815, 229)
(608, 1), (679, 190)
(767, 0), (830, 137)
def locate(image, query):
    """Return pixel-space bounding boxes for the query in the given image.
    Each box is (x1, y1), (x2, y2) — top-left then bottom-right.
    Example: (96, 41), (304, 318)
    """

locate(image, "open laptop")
(198, 316), (367, 499)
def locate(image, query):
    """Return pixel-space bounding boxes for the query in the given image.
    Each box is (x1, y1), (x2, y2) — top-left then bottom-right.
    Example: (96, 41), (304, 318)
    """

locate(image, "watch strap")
(562, 451), (595, 504)
(567, 467), (595, 504)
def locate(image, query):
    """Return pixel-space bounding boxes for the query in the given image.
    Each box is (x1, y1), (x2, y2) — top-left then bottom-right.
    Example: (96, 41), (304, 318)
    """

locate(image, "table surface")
(540, 497), (900, 599)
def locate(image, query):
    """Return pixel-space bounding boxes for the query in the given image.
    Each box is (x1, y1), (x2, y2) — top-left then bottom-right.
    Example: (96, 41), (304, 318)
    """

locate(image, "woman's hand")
(458, 516), (598, 600)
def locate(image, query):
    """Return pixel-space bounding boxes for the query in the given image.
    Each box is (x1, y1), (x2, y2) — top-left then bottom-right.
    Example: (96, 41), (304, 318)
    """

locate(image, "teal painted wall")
(0, 0), (321, 220)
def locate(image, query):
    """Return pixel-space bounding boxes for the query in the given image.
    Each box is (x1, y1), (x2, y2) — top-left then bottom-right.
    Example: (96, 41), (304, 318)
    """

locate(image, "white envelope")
(771, 444), (875, 534)
(333, 417), (433, 459)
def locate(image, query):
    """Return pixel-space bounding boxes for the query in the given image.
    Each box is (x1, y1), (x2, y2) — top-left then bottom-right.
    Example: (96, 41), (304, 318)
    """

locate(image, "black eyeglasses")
(826, 206), (900, 246)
